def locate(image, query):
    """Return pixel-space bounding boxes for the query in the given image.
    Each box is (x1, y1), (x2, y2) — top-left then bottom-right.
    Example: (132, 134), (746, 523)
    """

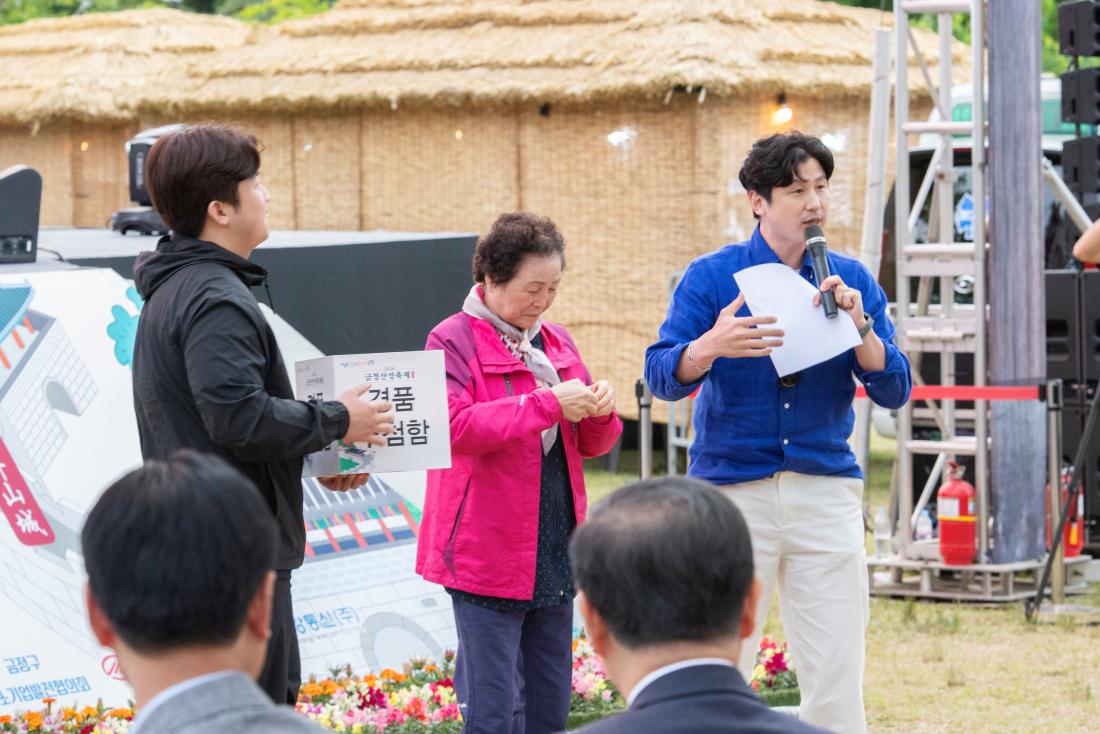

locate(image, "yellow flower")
(23, 712), (44, 728)
(107, 707), (133, 718)
(753, 664), (765, 680)
(300, 682), (323, 698)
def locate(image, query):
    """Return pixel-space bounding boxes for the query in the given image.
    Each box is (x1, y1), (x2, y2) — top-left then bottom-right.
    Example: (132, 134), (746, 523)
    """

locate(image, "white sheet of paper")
(733, 263), (862, 377)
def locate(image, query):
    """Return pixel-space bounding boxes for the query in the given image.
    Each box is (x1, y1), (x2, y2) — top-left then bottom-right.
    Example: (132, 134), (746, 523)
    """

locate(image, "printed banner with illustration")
(0, 266), (456, 715)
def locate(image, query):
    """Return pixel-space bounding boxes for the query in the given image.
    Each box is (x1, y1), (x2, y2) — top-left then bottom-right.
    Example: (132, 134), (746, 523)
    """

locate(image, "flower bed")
(0, 701), (133, 733)
(750, 637), (801, 708)
(0, 637), (794, 731)
(567, 637), (625, 728)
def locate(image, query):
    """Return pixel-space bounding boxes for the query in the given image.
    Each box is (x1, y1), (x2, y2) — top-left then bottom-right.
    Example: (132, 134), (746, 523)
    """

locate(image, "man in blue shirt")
(645, 132), (911, 734)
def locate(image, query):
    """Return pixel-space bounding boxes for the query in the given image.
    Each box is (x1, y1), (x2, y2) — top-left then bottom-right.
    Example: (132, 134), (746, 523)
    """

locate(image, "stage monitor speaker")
(0, 165), (40, 264)
(125, 124), (186, 206)
(1046, 270), (1084, 384)
(1060, 1), (1100, 56)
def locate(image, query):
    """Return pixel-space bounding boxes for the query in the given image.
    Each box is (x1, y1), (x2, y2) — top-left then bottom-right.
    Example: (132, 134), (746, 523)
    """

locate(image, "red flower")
(764, 654), (788, 676)
(403, 696), (428, 720)
(356, 687), (387, 709)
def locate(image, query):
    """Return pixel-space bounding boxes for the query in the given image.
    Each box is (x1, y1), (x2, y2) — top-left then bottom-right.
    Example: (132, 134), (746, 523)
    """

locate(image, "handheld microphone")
(804, 224), (838, 319)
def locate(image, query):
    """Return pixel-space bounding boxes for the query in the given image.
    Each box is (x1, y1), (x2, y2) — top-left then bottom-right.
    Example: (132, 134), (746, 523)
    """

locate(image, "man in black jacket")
(568, 477), (832, 734)
(132, 124), (395, 705)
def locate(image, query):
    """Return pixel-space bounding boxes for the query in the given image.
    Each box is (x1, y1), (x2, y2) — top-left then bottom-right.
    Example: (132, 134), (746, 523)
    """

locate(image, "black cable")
(37, 247), (65, 262)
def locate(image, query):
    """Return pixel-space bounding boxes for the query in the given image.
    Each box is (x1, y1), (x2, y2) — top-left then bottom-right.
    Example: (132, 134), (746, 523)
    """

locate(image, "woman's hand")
(589, 380), (616, 417)
(551, 378), (598, 422)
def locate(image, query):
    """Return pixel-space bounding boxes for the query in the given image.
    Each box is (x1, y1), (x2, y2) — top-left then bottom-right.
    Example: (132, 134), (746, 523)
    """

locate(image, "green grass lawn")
(583, 434), (1100, 733)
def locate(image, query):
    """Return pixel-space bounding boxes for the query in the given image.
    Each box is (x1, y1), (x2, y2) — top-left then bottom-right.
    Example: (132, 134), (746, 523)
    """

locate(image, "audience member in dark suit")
(82, 451), (326, 734)
(568, 477), (833, 734)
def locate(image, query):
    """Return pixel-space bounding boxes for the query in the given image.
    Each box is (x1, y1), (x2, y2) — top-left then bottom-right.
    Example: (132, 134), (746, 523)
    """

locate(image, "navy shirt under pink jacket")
(645, 226), (911, 486)
(416, 312), (622, 600)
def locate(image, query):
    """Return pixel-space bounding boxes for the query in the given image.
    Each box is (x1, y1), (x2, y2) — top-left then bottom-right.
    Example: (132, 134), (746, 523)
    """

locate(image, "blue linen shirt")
(645, 226), (912, 485)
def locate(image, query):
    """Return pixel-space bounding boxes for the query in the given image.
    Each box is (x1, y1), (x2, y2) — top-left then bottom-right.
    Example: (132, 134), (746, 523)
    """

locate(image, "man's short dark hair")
(571, 477), (754, 648)
(145, 124), (261, 238)
(738, 131), (834, 213)
(81, 450), (277, 653)
(472, 212), (566, 284)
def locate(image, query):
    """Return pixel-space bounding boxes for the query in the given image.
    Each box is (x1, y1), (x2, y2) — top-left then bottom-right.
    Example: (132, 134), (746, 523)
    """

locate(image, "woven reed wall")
(293, 114), (362, 231)
(360, 110), (519, 231)
(0, 123), (74, 226)
(517, 98), (700, 420)
(71, 122), (138, 228)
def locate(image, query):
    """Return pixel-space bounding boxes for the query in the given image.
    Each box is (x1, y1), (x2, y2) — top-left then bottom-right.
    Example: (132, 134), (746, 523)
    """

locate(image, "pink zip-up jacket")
(415, 311), (623, 599)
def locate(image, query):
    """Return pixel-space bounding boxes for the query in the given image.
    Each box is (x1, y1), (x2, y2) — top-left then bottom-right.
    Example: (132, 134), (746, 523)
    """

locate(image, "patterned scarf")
(462, 284), (561, 454)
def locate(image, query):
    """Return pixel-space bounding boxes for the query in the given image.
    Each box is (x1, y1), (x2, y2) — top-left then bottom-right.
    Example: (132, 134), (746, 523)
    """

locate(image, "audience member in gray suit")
(82, 450), (327, 734)
(567, 477), (834, 734)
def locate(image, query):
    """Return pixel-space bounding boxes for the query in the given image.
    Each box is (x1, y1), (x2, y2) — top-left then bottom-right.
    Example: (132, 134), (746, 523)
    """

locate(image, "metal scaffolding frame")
(891, 0), (989, 563)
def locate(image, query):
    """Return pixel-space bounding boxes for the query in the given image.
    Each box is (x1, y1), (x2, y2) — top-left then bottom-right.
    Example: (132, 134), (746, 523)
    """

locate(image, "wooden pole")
(988, 0), (1046, 562)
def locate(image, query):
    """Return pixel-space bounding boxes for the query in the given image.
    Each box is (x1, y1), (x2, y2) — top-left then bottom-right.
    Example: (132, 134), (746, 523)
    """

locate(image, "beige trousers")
(723, 472), (869, 734)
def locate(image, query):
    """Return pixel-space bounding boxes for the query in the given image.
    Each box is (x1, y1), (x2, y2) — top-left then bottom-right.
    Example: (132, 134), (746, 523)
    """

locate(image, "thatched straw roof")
(0, 1), (967, 125)
(0, 9), (254, 125)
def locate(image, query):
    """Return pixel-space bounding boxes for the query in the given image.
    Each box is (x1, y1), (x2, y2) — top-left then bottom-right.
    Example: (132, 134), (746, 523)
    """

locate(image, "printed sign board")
(295, 351), (451, 476)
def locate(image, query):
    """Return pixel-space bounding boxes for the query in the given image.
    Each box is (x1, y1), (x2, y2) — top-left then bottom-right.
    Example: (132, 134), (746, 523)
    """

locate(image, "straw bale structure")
(0, 1), (967, 418)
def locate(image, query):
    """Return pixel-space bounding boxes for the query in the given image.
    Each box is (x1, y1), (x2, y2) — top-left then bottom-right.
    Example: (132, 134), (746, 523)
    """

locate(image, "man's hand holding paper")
(733, 263), (861, 377)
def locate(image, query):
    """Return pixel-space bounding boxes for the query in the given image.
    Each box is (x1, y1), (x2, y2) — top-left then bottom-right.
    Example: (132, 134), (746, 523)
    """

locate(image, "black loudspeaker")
(1062, 69), (1100, 126)
(1082, 271), (1100, 382)
(1060, 1), (1100, 56)
(1047, 270), (1084, 384)
(0, 165), (40, 264)
(1062, 136), (1100, 196)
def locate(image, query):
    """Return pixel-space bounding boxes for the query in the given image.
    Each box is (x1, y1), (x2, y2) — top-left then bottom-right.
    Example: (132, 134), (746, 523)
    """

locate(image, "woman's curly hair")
(473, 212), (566, 284)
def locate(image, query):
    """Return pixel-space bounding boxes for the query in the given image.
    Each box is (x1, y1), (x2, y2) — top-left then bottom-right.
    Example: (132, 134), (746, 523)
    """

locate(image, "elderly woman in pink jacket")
(416, 212), (623, 734)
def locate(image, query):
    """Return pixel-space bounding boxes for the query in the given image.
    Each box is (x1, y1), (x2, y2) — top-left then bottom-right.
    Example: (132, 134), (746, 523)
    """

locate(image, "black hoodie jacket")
(132, 235), (348, 570)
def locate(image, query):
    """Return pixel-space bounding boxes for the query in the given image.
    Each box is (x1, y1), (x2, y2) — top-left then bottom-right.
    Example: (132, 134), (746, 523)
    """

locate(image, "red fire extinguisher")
(1046, 468), (1085, 558)
(938, 462), (976, 566)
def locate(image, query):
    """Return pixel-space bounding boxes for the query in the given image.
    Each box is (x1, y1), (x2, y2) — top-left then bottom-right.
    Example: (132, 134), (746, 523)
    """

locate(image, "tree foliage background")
(0, 0), (335, 25)
(0, 0), (1079, 62)
(827, 0), (1073, 75)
